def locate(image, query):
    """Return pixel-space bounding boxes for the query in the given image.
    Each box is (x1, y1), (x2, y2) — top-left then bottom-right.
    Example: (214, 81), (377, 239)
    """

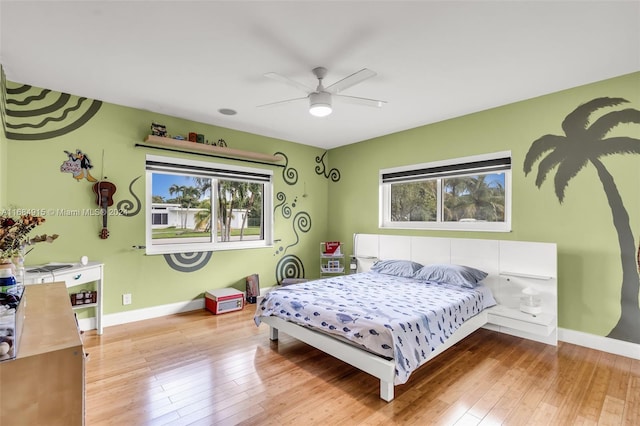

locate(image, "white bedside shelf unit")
(320, 242), (345, 276)
(23, 262), (104, 334)
(485, 244), (558, 345)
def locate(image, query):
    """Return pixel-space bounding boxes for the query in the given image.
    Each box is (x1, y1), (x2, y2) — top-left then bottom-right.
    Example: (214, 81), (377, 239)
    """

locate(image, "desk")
(24, 262), (104, 334)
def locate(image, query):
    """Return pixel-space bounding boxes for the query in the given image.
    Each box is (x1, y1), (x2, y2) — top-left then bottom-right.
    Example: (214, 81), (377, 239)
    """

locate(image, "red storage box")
(205, 288), (244, 315)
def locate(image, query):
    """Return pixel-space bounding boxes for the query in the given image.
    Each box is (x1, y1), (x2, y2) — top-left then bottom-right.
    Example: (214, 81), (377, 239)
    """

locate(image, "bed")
(255, 234), (557, 401)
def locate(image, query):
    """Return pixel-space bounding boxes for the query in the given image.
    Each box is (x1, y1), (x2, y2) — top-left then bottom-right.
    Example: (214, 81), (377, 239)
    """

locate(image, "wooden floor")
(83, 306), (640, 426)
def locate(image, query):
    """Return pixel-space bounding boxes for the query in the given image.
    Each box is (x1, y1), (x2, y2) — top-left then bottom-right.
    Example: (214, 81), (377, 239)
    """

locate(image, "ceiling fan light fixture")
(309, 92), (332, 117)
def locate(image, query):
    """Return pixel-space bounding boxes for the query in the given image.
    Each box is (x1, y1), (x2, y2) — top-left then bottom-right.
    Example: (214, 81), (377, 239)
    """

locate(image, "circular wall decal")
(164, 252), (212, 272)
(275, 255), (305, 284)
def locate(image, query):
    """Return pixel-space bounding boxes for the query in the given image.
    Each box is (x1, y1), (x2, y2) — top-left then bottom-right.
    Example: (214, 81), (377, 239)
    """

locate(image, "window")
(145, 154), (274, 254)
(152, 212), (168, 225)
(380, 151), (511, 232)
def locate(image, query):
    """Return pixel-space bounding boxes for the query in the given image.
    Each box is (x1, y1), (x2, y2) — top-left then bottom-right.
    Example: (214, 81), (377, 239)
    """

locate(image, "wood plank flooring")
(83, 306), (640, 425)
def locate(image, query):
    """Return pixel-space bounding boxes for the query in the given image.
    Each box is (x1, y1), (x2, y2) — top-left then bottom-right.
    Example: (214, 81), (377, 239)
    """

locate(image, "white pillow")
(370, 259), (423, 278)
(414, 263), (488, 288)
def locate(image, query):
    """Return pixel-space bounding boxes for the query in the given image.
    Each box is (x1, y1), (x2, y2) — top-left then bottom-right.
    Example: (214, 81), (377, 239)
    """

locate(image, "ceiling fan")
(259, 67), (386, 117)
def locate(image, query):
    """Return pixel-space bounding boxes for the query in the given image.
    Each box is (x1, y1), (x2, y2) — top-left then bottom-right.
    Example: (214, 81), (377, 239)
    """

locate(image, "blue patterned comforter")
(254, 272), (489, 384)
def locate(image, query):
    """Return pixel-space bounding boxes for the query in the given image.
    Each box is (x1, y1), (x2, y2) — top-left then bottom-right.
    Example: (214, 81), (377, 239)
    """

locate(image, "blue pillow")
(414, 264), (488, 288)
(370, 259), (423, 278)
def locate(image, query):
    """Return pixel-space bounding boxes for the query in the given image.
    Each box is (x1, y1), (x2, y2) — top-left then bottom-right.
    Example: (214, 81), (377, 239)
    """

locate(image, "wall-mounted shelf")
(500, 271), (553, 280)
(137, 135), (285, 167)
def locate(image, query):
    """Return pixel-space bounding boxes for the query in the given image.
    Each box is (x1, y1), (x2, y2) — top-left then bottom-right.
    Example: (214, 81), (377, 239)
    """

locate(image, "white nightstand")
(23, 262), (104, 334)
(485, 268), (558, 346)
(486, 304), (556, 338)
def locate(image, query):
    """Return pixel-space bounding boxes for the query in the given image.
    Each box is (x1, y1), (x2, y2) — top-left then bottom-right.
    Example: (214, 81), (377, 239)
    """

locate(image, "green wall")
(2, 81), (330, 316)
(3, 71), (640, 345)
(327, 72), (640, 341)
(0, 126), (6, 208)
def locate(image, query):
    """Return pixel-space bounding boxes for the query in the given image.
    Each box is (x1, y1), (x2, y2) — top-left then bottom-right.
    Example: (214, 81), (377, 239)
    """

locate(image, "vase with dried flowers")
(0, 214), (58, 277)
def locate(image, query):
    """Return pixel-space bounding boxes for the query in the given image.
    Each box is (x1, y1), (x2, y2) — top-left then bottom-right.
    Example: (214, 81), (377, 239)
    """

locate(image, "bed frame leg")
(380, 380), (394, 402)
(269, 326), (279, 341)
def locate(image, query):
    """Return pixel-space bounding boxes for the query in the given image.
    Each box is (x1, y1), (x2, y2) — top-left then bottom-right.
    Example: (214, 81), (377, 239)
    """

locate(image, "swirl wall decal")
(281, 203), (292, 219)
(7, 96), (89, 128)
(315, 151), (341, 182)
(164, 252), (212, 272)
(1, 68), (102, 140)
(283, 211), (311, 254)
(276, 254), (306, 284)
(6, 89), (54, 107)
(274, 151), (298, 185)
(274, 191), (291, 218)
(5, 83), (31, 95)
(117, 176), (142, 217)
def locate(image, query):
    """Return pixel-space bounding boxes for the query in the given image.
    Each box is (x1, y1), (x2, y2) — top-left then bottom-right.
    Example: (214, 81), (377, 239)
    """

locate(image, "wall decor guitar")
(92, 180), (117, 239)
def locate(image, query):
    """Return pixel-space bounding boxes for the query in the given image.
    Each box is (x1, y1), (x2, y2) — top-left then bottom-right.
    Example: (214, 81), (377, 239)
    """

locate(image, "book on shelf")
(323, 241), (341, 255)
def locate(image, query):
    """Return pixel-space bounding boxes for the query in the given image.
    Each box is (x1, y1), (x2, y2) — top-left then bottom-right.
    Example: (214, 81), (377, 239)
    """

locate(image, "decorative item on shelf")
(69, 290), (97, 306)
(140, 135), (284, 165)
(520, 287), (542, 315)
(197, 134), (205, 144)
(188, 132), (197, 142)
(92, 180), (117, 239)
(173, 135), (185, 140)
(322, 241), (341, 256)
(217, 139), (228, 147)
(150, 122), (167, 137)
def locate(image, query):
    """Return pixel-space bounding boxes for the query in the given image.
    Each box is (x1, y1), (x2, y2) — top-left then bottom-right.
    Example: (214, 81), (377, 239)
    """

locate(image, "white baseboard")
(86, 286), (277, 330)
(102, 298), (205, 328)
(559, 327), (640, 360)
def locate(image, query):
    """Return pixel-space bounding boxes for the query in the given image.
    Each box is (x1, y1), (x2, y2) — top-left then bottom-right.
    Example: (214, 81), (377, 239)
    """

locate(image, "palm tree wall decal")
(524, 97), (640, 343)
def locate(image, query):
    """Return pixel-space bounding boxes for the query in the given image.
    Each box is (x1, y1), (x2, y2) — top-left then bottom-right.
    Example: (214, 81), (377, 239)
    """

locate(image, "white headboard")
(353, 233), (558, 344)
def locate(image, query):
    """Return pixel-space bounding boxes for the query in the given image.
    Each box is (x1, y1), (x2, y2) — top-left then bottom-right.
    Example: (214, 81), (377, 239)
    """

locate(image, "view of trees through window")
(151, 173), (263, 243)
(390, 173), (506, 223)
(390, 180), (437, 221)
(215, 180), (263, 242)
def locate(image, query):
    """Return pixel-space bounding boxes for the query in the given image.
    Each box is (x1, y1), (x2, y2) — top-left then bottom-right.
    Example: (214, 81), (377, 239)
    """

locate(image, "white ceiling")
(1, 1), (638, 149)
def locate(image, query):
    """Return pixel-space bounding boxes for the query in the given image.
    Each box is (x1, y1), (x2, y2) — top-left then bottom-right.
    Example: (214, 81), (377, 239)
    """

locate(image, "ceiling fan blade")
(325, 68), (377, 94)
(257, 96), (308, 108)
(335, 94), (386, 108)
(264, 72), (313, 94)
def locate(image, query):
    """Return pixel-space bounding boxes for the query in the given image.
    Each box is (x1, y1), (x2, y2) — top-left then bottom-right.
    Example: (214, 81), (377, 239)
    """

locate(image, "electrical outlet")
(122, 293), (132, 305)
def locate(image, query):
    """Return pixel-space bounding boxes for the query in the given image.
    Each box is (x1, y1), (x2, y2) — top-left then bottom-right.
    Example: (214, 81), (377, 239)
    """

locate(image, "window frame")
(145, 154), (274, 255)
(379, 151), (512, 232)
